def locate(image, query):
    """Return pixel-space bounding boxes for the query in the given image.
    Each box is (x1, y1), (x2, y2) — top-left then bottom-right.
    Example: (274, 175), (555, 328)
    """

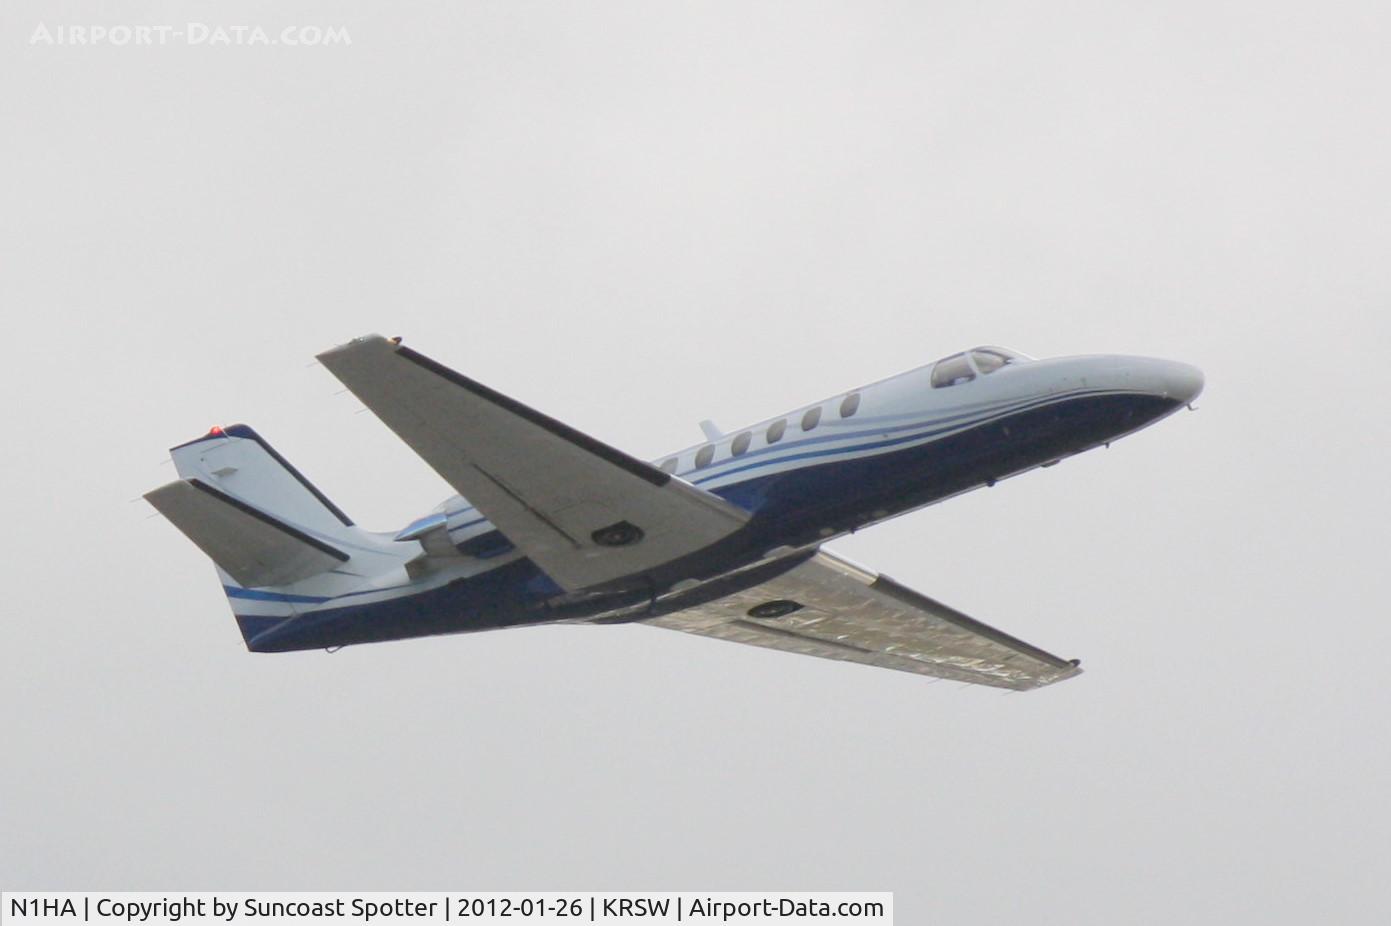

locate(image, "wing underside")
(317, 335), (749, 592)
(649, 550), (1082, 690)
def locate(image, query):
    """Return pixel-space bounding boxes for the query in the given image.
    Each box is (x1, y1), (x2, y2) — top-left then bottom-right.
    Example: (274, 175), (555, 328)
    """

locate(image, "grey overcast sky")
(2, 0), (1388, 920)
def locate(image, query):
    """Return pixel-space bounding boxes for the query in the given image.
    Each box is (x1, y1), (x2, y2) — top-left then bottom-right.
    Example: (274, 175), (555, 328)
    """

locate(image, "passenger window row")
(660, 392), (862, 472)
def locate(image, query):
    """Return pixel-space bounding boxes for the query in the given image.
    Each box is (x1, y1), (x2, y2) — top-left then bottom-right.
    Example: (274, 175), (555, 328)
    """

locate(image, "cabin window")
(801, 407), (822, 431)
(930, 353), (975, 388)
(766, 419), (787, 444)
(695, 444), (716, 468)
(971, 348), (1014, 375)
(839, 392), (861, 418)
(659, 457), (678, 474)
(731, 432), (752, 456)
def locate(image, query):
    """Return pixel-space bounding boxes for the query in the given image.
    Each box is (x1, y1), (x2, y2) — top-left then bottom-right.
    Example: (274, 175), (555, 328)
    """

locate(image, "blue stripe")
(690, 389), (1115, 486)
(680, 394), (1043, 480)
(225, 587), (330, 604)
(225, 581), (417, 605)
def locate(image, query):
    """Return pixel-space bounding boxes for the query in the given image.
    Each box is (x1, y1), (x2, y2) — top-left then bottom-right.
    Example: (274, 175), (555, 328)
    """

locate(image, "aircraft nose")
(1159, 361), (1204, 405)
(1084, 356), (1204, 406)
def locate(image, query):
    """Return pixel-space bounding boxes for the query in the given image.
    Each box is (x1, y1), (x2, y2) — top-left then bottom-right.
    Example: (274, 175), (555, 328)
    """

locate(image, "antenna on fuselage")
(698, 420), (723, 442)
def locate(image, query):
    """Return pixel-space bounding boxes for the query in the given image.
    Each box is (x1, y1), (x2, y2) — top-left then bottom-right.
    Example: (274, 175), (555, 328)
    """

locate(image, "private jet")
(146, 336), (1202, 689)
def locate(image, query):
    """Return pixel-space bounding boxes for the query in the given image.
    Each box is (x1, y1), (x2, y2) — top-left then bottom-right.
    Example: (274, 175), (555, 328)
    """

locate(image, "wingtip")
(315, 334), (403, 367)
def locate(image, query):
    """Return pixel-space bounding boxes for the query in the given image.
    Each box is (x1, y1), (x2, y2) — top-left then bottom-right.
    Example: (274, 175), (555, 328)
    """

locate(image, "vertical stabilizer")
(150, 424), (414, 649)
(168, 424), (355, 536)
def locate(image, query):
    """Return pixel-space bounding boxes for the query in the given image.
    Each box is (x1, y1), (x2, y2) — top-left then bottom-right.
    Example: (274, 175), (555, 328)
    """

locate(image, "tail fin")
(147, 425), (411, 648)
(165, 424), (356, 536)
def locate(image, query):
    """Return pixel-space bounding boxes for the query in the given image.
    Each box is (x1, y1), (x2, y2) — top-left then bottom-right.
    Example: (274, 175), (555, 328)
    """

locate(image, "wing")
(648, 549), (1082, 690)
(317, 335), (748, 592)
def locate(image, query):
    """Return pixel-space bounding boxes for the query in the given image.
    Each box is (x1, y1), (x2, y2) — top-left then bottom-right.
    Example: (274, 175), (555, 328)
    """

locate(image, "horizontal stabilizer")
(144, 479), (349, 588)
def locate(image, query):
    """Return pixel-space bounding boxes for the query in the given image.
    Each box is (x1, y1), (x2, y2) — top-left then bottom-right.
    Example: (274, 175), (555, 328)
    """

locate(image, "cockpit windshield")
(931, 346), (1029, 388)
(970, 346), (1026, 374)
(930, 353), (975, 388)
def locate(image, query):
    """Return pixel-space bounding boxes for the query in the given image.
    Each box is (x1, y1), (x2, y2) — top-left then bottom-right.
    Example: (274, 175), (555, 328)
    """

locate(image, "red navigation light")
(209, 426), (224, 436)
